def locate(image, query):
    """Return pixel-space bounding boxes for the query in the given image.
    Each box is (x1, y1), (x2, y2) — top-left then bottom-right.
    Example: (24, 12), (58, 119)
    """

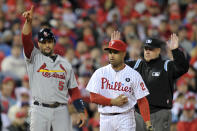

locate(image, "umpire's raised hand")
(167, 33), (179, 50)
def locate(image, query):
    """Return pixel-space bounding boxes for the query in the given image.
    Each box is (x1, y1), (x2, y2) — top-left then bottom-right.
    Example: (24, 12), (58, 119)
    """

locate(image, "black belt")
(101, 113), (122, 115)
(33, 101), (67, 108)
(101, 109), (133, 116)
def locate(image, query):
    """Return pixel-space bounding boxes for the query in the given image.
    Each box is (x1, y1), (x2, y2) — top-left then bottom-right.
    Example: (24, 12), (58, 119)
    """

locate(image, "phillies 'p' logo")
(110, 41), (115, 46)
(140, 82), (145, 91)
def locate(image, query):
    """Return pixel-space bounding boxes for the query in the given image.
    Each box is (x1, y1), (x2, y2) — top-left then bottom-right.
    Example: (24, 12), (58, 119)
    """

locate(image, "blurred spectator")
(12, 34), (22, 46)
(178, 26), (193, 54)
(158, 19), (171, 40)
(54, 33), (72, 56)
(6, 105), (29, 131)
(177, 102), (197, 131)
(1, 30), (13, 47)
(128, 39), (143, 61)
(83, 27), (96, 48)
(146, 26), (160, 38)
(169, 20), (180, 34)
(90, 48), (102, 69)
(0, 77), (16, 113)
(1, 45), (26, 79)
(98, 22), (116, 45)
(0, 51), (5, 71)
(64, 47), (80, 74)
(123, 24), (138, 44)
(174, 77), (189, 100)
(171, 93), (185, 123)
(62, 3), (77, 24)
(146, 0), (165, 27)
(96, 0), (115, 25)
(190, 46), (197, 70)
(78, 53), (94, 76)
(15, 75), (31, 105)
(75, 41), (88, 58)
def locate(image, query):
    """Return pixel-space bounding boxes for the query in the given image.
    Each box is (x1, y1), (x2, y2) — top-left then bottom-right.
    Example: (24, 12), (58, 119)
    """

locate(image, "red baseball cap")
(23, 74), (29, 81)
(2, 77), (14, 84)
(184, 102), (195, 110)
(104, 40), (127, 52)
(16, 111), (26, 118)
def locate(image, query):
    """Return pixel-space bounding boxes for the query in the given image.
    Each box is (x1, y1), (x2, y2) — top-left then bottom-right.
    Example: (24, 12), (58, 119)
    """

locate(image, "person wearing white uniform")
(86, 32), (153, 131)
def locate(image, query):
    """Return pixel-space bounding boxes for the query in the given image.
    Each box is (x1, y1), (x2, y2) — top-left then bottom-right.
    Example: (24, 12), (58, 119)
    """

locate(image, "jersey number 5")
(58, 81), (64, 91)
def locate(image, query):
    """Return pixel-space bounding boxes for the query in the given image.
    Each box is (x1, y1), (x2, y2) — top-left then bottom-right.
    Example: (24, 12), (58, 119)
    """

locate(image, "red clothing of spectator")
(0, 51), (5, 71)
(54, 44), (67, 56)
(83, 34), (96, 47)
(97, 8), (108, 25)
(177, 118), (197, 131)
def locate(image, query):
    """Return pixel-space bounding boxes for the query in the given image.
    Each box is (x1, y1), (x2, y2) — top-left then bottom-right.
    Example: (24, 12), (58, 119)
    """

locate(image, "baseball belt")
(101, 109), (133, 116)
(33, 101), (67, 108)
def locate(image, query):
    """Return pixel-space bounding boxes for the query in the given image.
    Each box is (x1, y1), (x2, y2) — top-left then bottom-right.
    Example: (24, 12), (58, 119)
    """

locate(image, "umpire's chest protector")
(134, 58), (173, 108)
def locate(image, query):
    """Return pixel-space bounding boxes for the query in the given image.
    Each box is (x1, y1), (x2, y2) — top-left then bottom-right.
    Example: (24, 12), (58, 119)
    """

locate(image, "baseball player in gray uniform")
(21, 6), (86, 131)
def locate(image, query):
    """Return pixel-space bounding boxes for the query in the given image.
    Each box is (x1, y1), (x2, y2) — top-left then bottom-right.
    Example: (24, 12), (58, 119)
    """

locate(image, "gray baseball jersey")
(24, 47), (78, 104)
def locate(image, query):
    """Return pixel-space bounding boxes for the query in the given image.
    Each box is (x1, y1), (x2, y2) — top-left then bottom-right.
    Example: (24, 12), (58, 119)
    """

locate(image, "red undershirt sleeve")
(90, 92), (111, 106)
(68, 87), (82, 101)
(22, 32), (34, 59)
(137, 97), (150, 122)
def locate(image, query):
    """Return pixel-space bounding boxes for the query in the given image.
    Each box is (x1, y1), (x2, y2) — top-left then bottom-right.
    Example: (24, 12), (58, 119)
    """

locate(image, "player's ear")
(123, 52), (126, 57)
(37, 42), (42, 49)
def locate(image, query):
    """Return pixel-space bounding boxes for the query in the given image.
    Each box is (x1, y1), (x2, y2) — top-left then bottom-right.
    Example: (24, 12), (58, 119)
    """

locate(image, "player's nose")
(45, 42), (51, 47)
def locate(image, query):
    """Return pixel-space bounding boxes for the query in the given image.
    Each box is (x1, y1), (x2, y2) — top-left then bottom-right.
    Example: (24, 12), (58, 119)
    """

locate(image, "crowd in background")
(0, 0), (197, 131)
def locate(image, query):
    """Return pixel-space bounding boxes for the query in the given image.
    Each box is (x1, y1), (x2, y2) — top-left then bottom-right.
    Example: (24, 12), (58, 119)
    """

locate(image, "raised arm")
(167, 34), (189, 79)
(22, 6), (34, 59)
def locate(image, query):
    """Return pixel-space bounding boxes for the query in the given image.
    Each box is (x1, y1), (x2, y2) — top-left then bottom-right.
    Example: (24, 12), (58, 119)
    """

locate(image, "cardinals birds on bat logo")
(43, 31), (48, 37)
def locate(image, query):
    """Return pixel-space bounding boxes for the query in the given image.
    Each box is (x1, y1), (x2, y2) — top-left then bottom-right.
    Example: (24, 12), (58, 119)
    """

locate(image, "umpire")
(126, 34), (189, 131)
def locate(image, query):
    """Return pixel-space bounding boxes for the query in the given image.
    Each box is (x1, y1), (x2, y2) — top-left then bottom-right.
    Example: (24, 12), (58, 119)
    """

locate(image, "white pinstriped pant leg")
(100, 114), (115, 131)
(115, 110), (136, 131)
(100, 110), (136, 131)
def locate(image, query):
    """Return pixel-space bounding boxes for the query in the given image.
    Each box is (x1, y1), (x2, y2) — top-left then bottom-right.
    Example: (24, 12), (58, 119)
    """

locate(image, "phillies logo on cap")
(43, 31), (48, 37)
(104, 40), (127, 52)
(110, 41), (115, 46)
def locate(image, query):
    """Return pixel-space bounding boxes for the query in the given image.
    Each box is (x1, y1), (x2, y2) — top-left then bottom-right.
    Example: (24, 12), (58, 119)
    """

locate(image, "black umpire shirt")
(126, 48), (189, 113)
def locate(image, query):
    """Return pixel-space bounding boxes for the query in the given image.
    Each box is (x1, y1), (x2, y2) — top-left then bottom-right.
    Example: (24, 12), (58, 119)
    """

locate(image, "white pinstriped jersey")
(86, 64), (149, 113)
(24, 47), (78, 104)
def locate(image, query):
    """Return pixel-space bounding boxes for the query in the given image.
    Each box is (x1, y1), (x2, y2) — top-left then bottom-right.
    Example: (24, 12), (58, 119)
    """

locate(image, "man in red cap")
(0, 77), (16, 113)
(86, 32), (153, 131)
(177, 102), (197, 131)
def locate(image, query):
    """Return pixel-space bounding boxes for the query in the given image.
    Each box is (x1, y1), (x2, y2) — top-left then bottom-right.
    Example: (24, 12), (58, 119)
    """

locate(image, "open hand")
(167, 33), (179, 50)
(111, 31), (121, 41)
